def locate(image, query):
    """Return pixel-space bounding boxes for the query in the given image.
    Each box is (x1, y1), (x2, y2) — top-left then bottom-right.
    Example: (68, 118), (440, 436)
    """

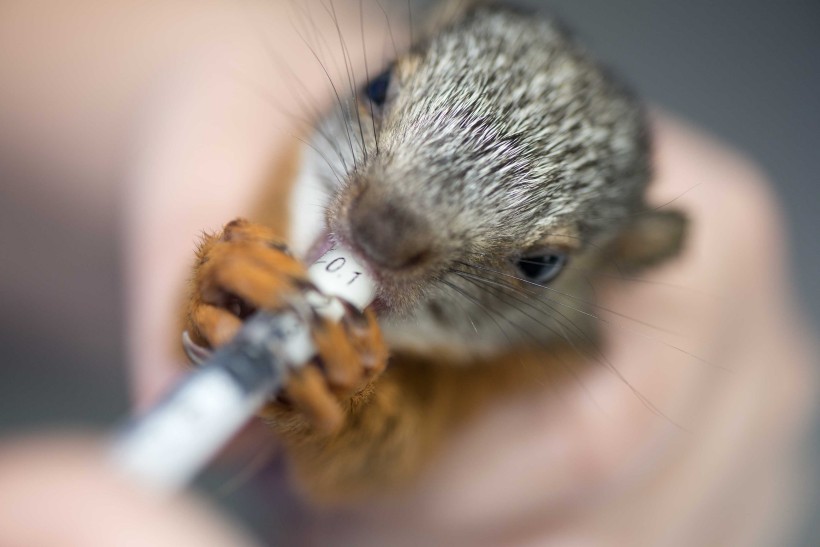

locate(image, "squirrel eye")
(364, 67), (392, 107)
(515, 252), (567, 285)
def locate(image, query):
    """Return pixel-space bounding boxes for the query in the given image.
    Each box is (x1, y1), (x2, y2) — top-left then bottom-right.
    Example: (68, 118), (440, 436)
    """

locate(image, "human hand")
(0, 435), (259, 547)
(4, 0), (811, 544)
(321, 114), (817, 547)
(113, 3), (816, 545)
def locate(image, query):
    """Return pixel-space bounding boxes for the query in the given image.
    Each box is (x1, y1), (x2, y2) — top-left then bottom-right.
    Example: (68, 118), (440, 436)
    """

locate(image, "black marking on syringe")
(215, 311), (306, 395)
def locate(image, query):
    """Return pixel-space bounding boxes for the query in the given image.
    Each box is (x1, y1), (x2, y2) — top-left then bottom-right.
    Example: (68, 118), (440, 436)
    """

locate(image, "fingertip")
(286, 365), (346, 434)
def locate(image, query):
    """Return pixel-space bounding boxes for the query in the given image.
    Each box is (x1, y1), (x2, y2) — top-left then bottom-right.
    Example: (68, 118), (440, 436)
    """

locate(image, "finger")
(220, 219), (289, 253)
(284, 365), (344, 433)
(312, 319), (362, 392)
(209, 238), (306, 281)
(192, 304), (242, 347)
(199, 252), (298, 311)
(0, 436), (260, 547)
(348, 308), (388, 375)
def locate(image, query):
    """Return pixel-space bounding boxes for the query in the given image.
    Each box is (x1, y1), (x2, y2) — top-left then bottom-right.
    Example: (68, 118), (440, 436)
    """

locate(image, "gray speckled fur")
(301, 2), (664, 359)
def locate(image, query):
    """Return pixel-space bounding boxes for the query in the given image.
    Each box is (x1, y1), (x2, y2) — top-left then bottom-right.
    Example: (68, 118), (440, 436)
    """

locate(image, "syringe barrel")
(110, 310), (306, 492)
(110, 246), (376, 492)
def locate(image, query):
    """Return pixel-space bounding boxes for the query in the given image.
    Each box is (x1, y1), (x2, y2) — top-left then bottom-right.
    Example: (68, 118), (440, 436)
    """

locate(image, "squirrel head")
(294, 2), (686, 360)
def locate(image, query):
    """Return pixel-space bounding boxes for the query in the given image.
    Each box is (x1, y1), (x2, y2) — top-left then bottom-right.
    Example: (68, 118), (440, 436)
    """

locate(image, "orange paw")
(184, 219), (387, 432)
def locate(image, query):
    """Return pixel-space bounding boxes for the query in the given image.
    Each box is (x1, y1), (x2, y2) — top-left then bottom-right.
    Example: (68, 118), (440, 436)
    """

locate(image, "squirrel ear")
(421, 1), (540, 39)
(421, 0), (493, 35)
(611, 209), (688, 271)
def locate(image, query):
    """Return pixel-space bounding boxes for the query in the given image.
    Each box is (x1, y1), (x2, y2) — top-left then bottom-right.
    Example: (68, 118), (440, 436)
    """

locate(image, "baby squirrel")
(184, 0), (686, 503)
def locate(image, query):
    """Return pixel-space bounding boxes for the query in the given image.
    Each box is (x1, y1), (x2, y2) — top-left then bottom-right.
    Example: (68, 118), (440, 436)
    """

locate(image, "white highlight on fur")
(290, 149), (330, 258)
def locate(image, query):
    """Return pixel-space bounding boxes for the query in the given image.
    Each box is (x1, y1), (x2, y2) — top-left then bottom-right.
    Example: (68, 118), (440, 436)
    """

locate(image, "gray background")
(0, 0), (817, 543)
(530, 0), (820, 328)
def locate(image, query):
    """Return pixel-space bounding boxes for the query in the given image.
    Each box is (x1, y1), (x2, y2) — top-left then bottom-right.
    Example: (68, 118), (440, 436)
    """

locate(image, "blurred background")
(0, 0), (817, 543)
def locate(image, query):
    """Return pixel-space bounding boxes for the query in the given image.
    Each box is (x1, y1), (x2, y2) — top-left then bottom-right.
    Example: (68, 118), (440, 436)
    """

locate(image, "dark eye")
(364, 67), (392, 107)
(515, 252), (567, 284)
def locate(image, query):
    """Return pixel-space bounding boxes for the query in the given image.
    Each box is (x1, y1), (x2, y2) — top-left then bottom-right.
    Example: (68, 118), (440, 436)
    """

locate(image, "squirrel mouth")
(304, 227), (439, 319)
(304, 232), (335, 265)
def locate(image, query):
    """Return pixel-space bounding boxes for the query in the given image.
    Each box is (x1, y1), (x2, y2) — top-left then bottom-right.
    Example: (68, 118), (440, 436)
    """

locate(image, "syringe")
(109, 247), (376, 493)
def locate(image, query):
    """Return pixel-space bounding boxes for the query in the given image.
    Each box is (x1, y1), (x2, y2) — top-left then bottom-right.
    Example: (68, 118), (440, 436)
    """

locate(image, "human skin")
(0, 436), (260, 547)
(315, 115), (817, 546)
(0, 0), (815, 545)
(118, 12), (820, 545)
(0, 118), (813, 546)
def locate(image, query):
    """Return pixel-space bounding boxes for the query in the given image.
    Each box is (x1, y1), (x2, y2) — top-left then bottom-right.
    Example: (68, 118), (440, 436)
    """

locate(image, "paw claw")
(182, 330), (213, 365)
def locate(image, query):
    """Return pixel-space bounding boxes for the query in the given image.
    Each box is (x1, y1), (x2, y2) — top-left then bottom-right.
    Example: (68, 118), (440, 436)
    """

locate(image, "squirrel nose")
(348, 188), (434, 271)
